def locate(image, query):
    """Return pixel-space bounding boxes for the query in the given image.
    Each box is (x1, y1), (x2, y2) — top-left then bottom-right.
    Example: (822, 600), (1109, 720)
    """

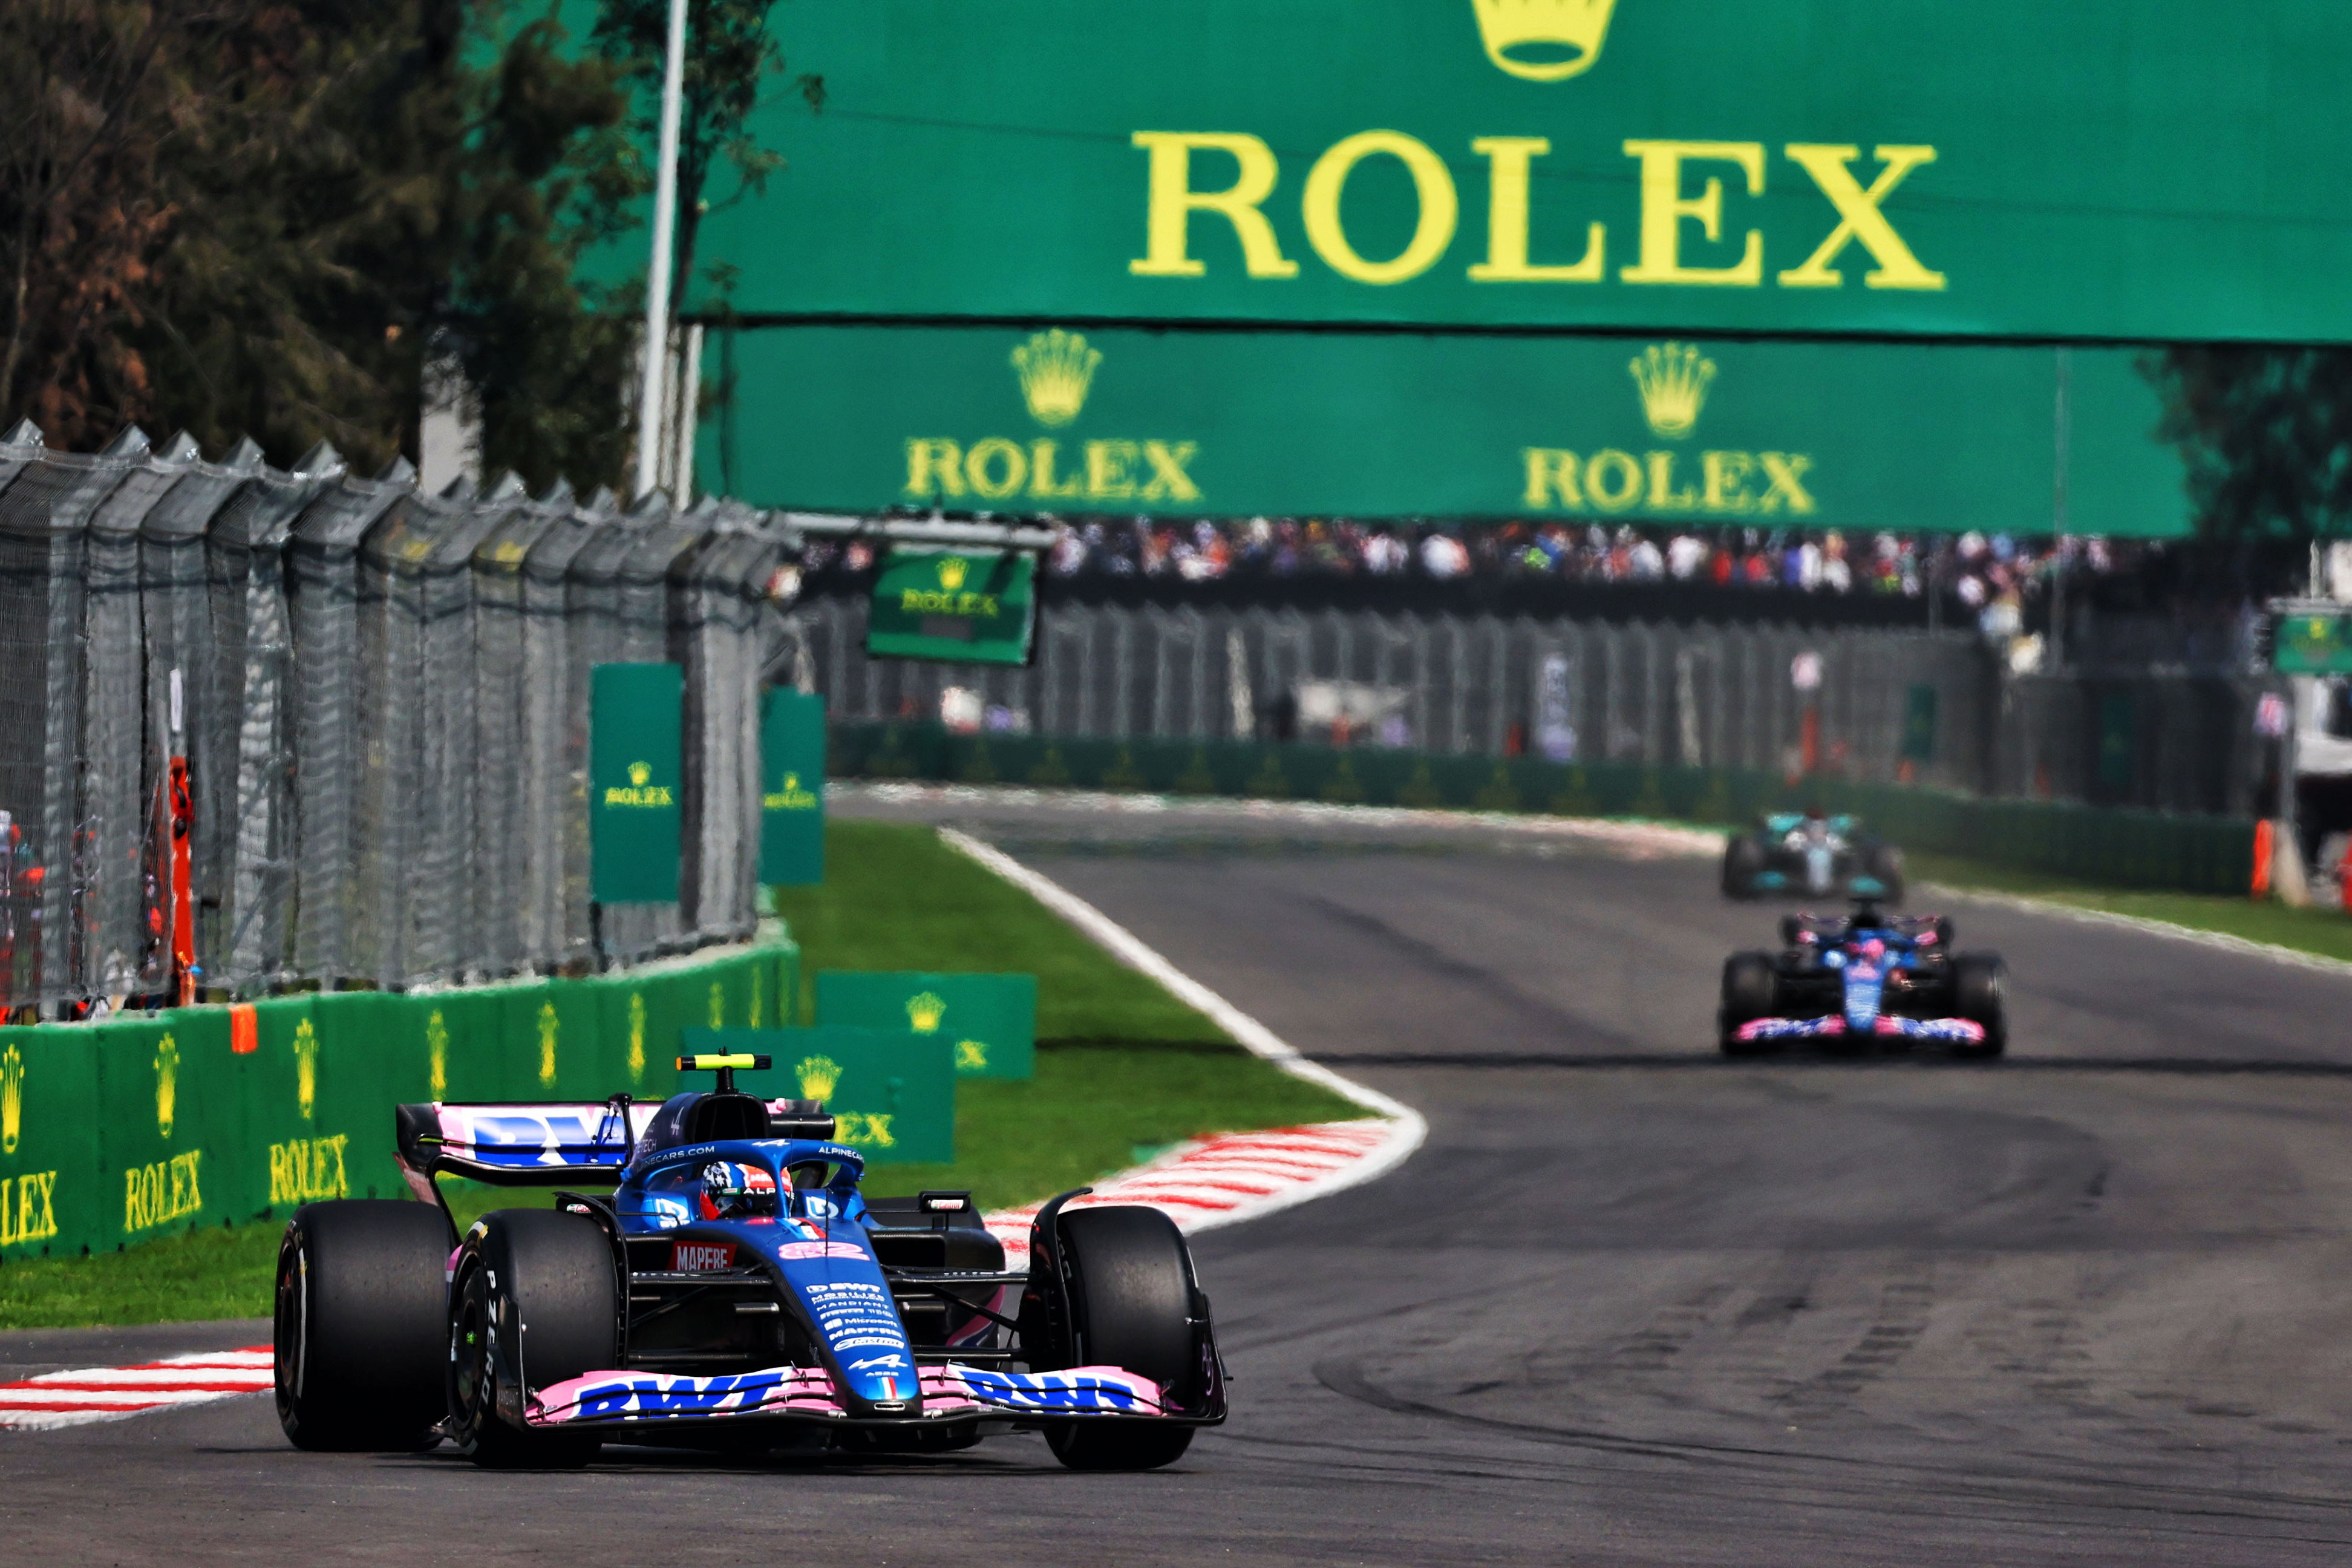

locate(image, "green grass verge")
(1905, 849), (2352, 964)
(769, 820), (1229, 1042)
(2, 820), (1371, 1330)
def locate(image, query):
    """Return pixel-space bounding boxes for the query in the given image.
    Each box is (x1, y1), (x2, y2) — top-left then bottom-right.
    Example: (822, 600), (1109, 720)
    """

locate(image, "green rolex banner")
(0, 1022), (103, 1257)
(866, 549), (1037, 666)
(2274, 612), (2352, 675)
(815, 971), (1036, 1081)
(691, 1027), (956, 1165)
(590, 662), (684, 903)
(761, 688), (827, 885)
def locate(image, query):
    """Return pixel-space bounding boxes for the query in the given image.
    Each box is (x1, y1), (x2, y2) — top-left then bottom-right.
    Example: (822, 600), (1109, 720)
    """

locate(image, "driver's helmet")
(698, 1160), (779, 1220)
(1855, 938), (1887, 964)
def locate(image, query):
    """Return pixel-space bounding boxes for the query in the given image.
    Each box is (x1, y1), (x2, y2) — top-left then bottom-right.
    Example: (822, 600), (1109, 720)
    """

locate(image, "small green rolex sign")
(695, 1027), (956, 1165)
(866, 549), (1036, 666)
(815, 971), (1036, 1080)
(590, 663), (683, 903)
(760, 688), (826, 885)
(2275, 612), (2352, 675)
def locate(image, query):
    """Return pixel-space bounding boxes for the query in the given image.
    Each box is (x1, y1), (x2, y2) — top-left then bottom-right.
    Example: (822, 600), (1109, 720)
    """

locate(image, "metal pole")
(632, 0), (689, 499)
(2050, 345), (2071, 672)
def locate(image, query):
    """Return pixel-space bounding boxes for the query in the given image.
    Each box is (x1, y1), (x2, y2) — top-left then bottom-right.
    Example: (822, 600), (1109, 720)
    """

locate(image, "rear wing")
(396, 1100), (657, 1189)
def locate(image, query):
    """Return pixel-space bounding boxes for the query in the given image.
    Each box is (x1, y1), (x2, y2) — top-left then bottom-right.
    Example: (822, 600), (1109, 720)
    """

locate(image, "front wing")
(523, 1363), (1208, 1431)
(1734, 1014), (1985, 1045)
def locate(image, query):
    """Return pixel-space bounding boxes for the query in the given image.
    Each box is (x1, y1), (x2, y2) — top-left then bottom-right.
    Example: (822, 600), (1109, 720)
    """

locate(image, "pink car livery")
(271, 1053), (1223, 1472)
(1718, 901), (2009, 1059)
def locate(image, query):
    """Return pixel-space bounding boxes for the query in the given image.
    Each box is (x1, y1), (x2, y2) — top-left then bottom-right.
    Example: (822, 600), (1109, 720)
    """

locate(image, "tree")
(593, 0), (821, 320)
(0, 0), (202, 448)
(1, 0), (645, 493)
(2146, 345), (2352, 545)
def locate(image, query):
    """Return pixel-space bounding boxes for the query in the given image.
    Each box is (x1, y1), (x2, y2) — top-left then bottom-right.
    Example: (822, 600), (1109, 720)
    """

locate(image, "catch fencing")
(0, 421), (791, 1011)
(790, 592), (2264, 815)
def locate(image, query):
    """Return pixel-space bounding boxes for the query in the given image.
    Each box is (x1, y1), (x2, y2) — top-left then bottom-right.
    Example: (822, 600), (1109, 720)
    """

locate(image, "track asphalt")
(10, 794), (2352, 1565)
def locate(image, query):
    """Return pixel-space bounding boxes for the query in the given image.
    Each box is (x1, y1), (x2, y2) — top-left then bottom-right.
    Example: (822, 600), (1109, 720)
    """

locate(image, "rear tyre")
(1865, 844), (1907, 905)
(1722, 835), (1768, 900)
(1719, 952), (1779, 1056)
(273, 1200), (448, 1452)
(1042, 1206), (1199, 1472)
(447, 1210), (615, 1469)
(1952, 953), (2008, 1059)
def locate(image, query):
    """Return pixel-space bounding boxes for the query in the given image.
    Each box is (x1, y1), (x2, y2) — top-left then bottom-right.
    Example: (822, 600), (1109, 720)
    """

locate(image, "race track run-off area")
(12, 794), (2352, 1567)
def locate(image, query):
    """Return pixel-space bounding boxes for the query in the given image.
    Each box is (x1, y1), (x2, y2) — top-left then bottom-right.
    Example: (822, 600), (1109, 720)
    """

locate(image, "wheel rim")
(272, 1240), (304, 1424)
(451, 1281), (492, 1434)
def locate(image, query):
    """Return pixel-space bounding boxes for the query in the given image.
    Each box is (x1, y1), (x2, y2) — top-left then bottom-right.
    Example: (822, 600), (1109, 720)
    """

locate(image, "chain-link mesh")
(0, 430), (777, 1011)
(796, 590), (2256, 815)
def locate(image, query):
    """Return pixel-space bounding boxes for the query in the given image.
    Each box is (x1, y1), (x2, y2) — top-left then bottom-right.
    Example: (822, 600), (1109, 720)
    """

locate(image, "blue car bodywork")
(1720, 906), (2005, 1056)
(393, 1062), (1225, 1448)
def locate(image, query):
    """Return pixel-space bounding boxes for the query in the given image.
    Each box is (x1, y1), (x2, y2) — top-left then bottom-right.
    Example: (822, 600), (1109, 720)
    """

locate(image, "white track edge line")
(1918, 881), (2352, 980)
(937, 826), (1428, 1221)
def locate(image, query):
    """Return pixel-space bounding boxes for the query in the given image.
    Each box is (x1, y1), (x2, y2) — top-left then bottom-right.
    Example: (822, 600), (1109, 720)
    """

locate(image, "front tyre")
(1042, 1206), (1200, 1472)
(1722, 835), (1767, 900)
(1719, 951), (1779, 1057)
(1952, 953), (2008, 1059)
(446, 1209), (615, 1469)
(273, 1200), (448, 1452)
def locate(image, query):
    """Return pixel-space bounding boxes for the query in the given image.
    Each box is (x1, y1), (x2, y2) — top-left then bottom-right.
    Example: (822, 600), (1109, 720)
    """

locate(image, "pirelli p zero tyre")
(1044, 1206), (1198, 1472)
(273, 1200), (449, 1452)
(1718, 951), (1780, 1057)
(1952, 953), (2009, 1059)
(1721, 835), (1768, 899)
(447, 1209), (616, 1470)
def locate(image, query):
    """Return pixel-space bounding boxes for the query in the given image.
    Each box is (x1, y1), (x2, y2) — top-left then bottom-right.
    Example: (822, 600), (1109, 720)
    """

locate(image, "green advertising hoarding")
(590, 662), (684, 903)
(761, 688), (827, 885)
(678, 1), (2352, 344)
(866, 549), (1039, 664)
(696, 1027), (956, 1165)
(710, 326), (2183, 534)
(815, 971), (1037, 1080)
(2273, 612), (2352, 675)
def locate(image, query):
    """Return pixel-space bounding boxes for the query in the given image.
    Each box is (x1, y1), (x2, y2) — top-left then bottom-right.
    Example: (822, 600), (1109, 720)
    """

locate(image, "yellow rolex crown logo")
(2, 1042), (24, 1155)
(795, 1054), (841, 1102)
(628, 760), (652, 787)
(155, 1033), (180, 1138)
(906, 991), (947, 1033)
(1629, 341), (1717, 439)
(936, 557), (969, 592)
(1471, 0), (1618, 81)
(427, 1009), (449, 1101)
(1011, 328), (1102, 428)
(294, 1018), (319, 1119)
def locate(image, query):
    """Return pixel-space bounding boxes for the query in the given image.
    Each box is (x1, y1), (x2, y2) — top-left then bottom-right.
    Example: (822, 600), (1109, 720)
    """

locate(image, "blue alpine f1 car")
(1719, 902), (2007, 1058)
(1721, 811), (1905, 903)
(272, 1054), (1224, 1470)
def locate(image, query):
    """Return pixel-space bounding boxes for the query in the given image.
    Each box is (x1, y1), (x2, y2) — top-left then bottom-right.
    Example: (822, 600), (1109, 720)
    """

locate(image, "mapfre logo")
(671, 1241), (736, 1272)
(1472, 0), (1616, 81)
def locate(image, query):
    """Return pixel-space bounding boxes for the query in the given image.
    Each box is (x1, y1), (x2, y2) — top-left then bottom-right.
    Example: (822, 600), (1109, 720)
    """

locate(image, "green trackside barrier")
(0, 1024), (101, 1258)
(0, 933), (799, 1260)
(827, 720), (2258, 897)
(702, 1026), (956, 1166)
(815, 972), (1037, 1080)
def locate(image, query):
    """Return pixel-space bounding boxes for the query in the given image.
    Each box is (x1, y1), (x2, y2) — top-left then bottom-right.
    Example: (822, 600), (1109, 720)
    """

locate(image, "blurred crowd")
(805, 518), (2209, 646)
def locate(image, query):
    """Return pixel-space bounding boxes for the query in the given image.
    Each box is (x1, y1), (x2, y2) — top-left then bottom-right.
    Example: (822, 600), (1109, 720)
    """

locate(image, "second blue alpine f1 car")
(271, 1054), (1224, 1471)
(1719, 901), (2007, 1058)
